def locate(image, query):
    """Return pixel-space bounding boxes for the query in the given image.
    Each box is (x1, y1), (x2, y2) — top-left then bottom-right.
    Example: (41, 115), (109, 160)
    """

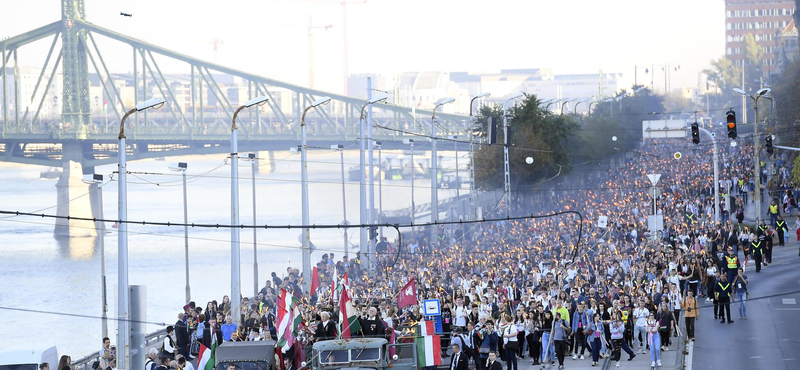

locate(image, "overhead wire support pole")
(697, 127), (720, 223)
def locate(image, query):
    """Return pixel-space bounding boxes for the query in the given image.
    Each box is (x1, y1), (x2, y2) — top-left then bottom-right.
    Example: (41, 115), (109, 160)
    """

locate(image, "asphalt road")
(692, 244), (800, 370)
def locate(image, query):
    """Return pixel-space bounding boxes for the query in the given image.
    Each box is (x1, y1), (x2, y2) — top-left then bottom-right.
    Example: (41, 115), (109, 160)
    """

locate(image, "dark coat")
(315, 320), (337, 341)
(449, 352), (469, 370)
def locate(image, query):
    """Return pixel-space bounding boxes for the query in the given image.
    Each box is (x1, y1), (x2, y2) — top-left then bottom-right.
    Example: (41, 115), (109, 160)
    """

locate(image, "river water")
(0, 149), (463, 357)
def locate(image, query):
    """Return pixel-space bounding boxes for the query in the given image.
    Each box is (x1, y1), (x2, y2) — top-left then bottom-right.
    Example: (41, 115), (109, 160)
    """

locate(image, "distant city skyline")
(2, 0), (724, 97)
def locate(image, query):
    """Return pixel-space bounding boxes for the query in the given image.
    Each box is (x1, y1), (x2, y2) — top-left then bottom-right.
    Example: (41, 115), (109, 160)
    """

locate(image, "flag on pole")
(418, 320), (435, 336)
(397, 278), (417, 309)
(197, 342), (217, 370)
(415, 335), (442, 367)
(338, 283), (361, 338)
(310, 266), (320, 294)
(276, 289), (295, 353)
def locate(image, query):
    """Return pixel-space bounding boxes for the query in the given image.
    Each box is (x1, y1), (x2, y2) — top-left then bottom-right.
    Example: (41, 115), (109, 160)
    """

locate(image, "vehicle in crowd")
(310, 338), (416, 370)
(214, 341), (276, 370)
(0, 345), (59, 370)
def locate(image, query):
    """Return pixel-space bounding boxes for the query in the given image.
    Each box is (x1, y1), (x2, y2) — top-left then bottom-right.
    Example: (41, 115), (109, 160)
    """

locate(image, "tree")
(471, 95), (574, 190)
(773, 58), (800, 147)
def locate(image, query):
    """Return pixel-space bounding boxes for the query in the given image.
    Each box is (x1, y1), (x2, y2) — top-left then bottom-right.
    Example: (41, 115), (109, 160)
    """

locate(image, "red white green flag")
(415, 335), (442, 367)
(338, 282), (361, 338)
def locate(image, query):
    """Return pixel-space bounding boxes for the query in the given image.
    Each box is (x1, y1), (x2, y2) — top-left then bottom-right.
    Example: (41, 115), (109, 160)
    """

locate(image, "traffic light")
(691, 122), (700, 144)
(368, 226), (378, 241)
(726, 109), (737, 139)
(766, 135), (774, 155)
(487, 116), (497, 144)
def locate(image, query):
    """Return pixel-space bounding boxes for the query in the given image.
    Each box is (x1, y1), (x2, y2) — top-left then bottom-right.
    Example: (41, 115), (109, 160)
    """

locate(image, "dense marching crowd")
(88, 131), (799, 370)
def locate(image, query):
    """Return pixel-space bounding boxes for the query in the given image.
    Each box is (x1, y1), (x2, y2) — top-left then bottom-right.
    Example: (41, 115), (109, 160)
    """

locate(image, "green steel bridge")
(0, 1), (469, 169)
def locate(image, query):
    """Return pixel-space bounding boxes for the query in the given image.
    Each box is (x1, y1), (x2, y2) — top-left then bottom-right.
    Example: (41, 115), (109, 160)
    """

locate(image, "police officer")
(776, 215), (788, 247)
(724, 247), (739, 283)
(768, 200), (780, 228)
(757, 220), (768, 237)
(751, 236), (764, 273)
(715, 274), (734, 324)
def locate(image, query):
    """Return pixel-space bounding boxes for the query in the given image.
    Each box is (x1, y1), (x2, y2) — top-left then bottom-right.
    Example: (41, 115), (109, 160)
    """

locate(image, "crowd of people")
(88, 131), (798, 370)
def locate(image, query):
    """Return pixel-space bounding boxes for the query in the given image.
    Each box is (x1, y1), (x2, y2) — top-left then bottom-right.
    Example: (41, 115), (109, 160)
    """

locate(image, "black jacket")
(449, 352), (469, 370)
(486, 360), (503, 370)
(315, 321), (337, 341)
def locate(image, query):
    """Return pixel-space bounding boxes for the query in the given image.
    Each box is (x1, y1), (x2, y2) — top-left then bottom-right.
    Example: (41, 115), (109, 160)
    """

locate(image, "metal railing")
(72, 329), (168, 370)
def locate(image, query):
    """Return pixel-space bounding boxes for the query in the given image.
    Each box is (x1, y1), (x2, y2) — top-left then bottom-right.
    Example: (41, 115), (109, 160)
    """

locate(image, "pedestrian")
(731, 268), (748, 319)
(588, 313), (605, 367)
(540, 311), (555, 364)
(683, 289), (698, 341)
(656, 302), (677, 350)
(500, 314), (519, 370)
(646, 312), (661, 368)
(609, 312), (635, 368)
(552, 313), (570, 370)
(776, 215), (788, 246)
(632, 298), (648, 354)
(715, 273), (734, 324)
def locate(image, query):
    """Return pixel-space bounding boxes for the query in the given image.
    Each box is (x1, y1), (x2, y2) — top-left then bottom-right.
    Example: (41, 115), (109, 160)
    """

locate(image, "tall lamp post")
(301, 96), (332, 290)
(331, 144), (349, 256)
(403, 139), (415, 223)
(733, 87), (771, 222)
(231, 95), (268, 324)
(169, 162), (190, 303)
(696, 128), (720, 223)
(560, 99), (575, 115)
(83, 173), (107, 339)
(360, 95), (387, 273)
(117, 97), (165, 370)
(247, 153), (259, 296)
(469, 93), (491, 221)
(375, 141), (383, 238)
(431, 97), (455, 244)
(503, 93), (525, 217)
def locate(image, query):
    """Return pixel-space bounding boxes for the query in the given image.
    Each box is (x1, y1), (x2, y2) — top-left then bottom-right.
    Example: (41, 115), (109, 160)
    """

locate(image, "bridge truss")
(0, 1), (469, 168)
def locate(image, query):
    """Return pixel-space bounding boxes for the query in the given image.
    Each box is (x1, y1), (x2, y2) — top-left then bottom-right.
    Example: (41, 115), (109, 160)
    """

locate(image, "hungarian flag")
(310, 267), (320, 294)
(418, 320), (435, 336)
(276, 289), (296, 353)
(338, 283), (361, 338)
(197, 342), (217, 370)
(397, 278), (417, 309)
(415, 335), (442, 367)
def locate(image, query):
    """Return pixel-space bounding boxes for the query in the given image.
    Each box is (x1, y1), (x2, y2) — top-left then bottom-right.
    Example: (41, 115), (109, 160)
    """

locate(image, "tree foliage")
(471, 95), (574, 190)
(773, 58), (800, 146)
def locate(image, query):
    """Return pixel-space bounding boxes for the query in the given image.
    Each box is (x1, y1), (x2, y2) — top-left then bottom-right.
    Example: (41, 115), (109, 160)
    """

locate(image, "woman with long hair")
(646, 312), (661, 368)
(514, 310), (527, 358)
(588, 313), (605, 367)
(609, 312), (636, 367)
(57, 355), (71, 370)
(526, 306), (542, 365)
(540, 311), (555, 364)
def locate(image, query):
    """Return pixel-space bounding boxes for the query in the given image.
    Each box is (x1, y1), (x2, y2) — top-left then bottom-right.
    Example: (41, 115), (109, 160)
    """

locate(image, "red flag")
(397, 278), (417, 309)
(310, 267), (320, 293)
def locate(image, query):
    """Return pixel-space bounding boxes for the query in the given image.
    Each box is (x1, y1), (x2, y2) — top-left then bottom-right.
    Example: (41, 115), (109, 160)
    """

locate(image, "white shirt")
(454, 305), (467, 327)
(633, 307), (649, 327)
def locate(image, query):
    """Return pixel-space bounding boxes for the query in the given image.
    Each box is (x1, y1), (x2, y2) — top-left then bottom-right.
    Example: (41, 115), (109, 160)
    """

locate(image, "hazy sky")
(2, 0), (725, 95)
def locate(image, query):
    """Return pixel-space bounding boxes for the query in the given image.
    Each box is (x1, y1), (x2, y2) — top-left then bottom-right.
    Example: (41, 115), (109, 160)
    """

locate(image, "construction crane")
(306, 16), (333, 89)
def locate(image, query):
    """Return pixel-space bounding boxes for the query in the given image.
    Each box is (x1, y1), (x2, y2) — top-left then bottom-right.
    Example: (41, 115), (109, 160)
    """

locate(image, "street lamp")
(301, 96), (331, 290)
(469, 93), (490, 221)
(331, 144), (349, 257)
(560, 99), (575, 115)
(545, 100), (558, 112)
(375, 141), (383, 238)
(231, 95), (268, 324)
(431, 97), (455, 244)
(246, 153), (259, 296)
(82, 173), (107, 340)
(733, 87), (771, 223)
(169, 162), (190, 303)
(117, 96), (165, 370)
(359, 95), (387, 275)
(403, 138), (415, 223)
(503, 92), (525, 217)
(574, 98), (590, 115)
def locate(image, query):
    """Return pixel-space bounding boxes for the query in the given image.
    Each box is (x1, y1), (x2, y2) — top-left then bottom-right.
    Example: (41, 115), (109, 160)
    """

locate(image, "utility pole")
(367, 77), (376, 276)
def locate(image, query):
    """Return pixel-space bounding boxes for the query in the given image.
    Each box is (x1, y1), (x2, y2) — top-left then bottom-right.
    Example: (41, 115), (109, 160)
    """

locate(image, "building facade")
(725, 0), (796, 72)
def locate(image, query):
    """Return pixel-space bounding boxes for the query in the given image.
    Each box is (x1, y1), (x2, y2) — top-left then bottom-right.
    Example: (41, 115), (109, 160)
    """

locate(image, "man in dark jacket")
(174, 313), (189, 357)
(314, 312), (337, 341)
(359, 307), (385, 338)
(203, 316), (223, 347)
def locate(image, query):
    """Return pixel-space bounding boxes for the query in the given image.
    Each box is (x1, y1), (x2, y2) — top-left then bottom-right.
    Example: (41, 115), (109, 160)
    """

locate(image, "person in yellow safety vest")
(715, 274), (734, 324)
(776, 215), (788, 246)
(725, 246), (739, 283)
(685, 212), (695, 224)
(757, 220), (767, 237)
(768, 200), (780, 227)
(751, 237), (764, 273)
